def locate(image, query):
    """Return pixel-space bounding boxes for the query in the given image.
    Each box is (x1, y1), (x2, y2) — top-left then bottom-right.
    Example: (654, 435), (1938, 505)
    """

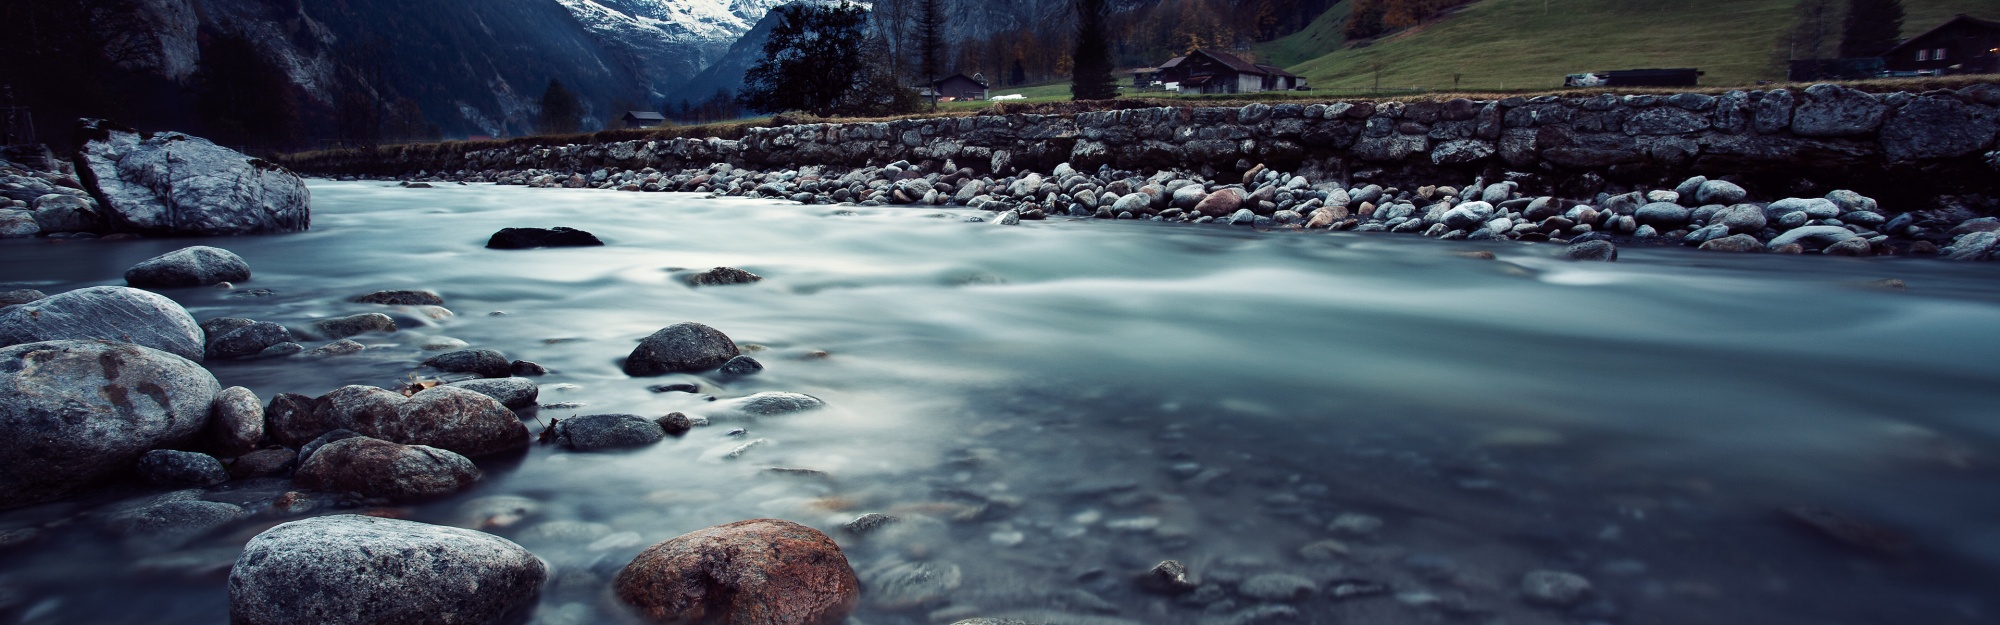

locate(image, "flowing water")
(2, 180), (1999, 625)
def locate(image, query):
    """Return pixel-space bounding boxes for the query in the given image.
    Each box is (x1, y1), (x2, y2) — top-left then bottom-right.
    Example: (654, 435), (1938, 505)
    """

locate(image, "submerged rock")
(293, 436), (480, 500)
(100, 490), (248, 553)
(623, 322), (740, 376)
(76, 119), (311, 235)
(0, 289), (46, 307)
(445, 377), (539, 409)
(725, 392), (827, 416)
(311, 313), (397, 339)
(421, 348), (511, 378)
(1561, 240), (1618, 262)
(137, 449), (229, 487)
(205, 321), (294, 360)
(293, 385), (528, 457)
(486, 227), (603, 249)
(1520, 570), (1593, 607)
(686, 266), (763, 286)
(125, 246), (252, 288)
(615, 518), (860, 625)
(720, 355), (764, 375)
(555, 414), (666, 451)
(228, 515), (545, 625)
(0, 340), (220, 509)
(351, 290), (444, 306)
(0, 286), (205, 361)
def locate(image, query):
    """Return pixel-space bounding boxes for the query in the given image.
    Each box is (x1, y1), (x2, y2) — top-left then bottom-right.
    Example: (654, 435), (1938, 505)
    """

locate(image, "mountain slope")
(1285, 0), (1997, 91)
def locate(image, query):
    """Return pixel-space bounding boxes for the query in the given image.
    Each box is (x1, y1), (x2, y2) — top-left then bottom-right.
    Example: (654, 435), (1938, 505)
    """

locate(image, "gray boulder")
(445, 377), (539, 409)
(352, 290), (444, 306)
(1944, 231), (2000, 261)
(1634, 202), (1690, 228)
(209, 386), (264, 457)
(32, 194), (102, 233)
(1767, 197), (1841, 220)
(293, 436), (480, 500)
(1699, 234), (1764, 252)
(555, 414), (667, 451)
(1441, 201), (1496, 229)
(1562, 240), (1618, 262)
(0, 286), (205, 361)
(422, 348), (511, 378)
(724, 392), (827, 416)
(100, 490), (247, 553)
(311, 313), (397, 339)
(0, 289), (45, 307)
(1824, 190), (1878, 213)
(1695, 180), (1747, 205)
(1790, 84), (1887, 137)
(76, 119), (310, 235)
(1767, 225), (1859, 250)
(124, 246), (251, 288)
(1714, 204), (1768, 233)
(1880, 95), (2000, 162)
(229, 515), (544, 625)
(206, 321), (293, 360)
(375, 386), (530, 458)
(0, 209), (39, 238)
(137, 449), (228, 487)
(624, 322), (740, 376)
(0, 340), (220, 508)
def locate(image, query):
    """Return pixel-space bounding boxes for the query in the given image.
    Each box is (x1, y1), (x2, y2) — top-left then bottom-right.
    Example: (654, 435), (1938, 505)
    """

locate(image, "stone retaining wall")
(282, 83), (2000, 206)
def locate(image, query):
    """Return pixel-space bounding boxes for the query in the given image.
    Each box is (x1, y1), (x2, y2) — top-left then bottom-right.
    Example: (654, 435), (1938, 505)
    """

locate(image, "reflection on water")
(2, 181), (1998, 625)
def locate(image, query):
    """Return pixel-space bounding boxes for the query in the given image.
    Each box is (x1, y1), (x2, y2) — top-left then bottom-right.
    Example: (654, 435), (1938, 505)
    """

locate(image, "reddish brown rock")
(1191, 187), (1244, 217)
(287, 385), (528, 458)
(294, 437), (479, 500)
(615, 519), (860, 625)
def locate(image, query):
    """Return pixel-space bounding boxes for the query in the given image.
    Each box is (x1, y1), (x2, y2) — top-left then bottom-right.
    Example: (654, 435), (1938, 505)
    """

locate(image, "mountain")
(677, 3), (791, 104)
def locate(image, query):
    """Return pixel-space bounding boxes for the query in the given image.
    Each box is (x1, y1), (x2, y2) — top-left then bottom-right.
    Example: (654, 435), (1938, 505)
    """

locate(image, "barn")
(1883, 14), (2000, 75)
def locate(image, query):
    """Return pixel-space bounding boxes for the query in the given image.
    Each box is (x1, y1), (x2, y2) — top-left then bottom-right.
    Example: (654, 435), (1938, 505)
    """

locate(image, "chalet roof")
(933, 73), (989, 88)
(1159, 56), (1186, 69)
(1886, 13), (2000, 55)
(1254, 64), (1299, 78)
(1191, 49), (1268, 75)
(624, 111), (667, 121)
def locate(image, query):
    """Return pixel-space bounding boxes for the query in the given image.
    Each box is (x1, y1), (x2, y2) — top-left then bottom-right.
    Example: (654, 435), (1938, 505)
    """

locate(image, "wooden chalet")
(923, 73), (990, 101)
(1153, 49), (1304, 94)
(1884, 14), (2000, 75)
(622, 111), (667, 129)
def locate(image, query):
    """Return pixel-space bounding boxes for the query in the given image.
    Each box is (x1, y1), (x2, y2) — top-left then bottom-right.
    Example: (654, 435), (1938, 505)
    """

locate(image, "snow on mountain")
(553, 0), (795, 100)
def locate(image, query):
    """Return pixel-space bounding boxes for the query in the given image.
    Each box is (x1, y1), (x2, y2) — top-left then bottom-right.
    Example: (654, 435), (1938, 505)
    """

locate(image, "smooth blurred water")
(2, 180), (1998, 625)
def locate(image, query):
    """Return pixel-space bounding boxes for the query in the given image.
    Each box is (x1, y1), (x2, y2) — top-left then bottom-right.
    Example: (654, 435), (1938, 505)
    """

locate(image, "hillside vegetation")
(1281, 0), (1995, 91)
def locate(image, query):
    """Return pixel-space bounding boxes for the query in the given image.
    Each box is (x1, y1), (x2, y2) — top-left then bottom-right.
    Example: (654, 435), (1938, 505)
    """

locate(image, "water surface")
(2, 181), (1998, 625)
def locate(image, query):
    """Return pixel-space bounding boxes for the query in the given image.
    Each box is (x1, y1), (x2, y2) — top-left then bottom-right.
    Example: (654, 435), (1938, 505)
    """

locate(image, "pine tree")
(1784, 0), (1842, 60)
(1071, 0), (1118, 100)
(739, 2), (917, 118)
(917, 0), (947, 107)
(536, 79), (583, 135)
(1840, 0), (1903, 58)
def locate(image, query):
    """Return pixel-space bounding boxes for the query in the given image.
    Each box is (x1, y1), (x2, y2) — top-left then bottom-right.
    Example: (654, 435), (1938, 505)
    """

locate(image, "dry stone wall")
(287, 83), (2000, 204)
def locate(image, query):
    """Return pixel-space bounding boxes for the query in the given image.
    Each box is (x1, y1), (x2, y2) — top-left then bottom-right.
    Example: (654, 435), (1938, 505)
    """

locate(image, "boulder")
(0, 289), (45, 307)
(0, 209), (38, 238)
(137, 449), (229, 487)
(1634, 202), (1690, 228)
(124, 246), (252, 288)
(1695, 180), (1747, 205)
(1767, 225), (1858, 250)
(100, 490), (247, 553)
(0, 286), (205, 361)
(205, 321), (294, 360)
(1790, 84), (1886, 137)
(376, 386), (530, 458)
(615, 518), (860, 625)
(352, 290), (444, 306)
(1441, 201), (1496, 229)
(624, 322), (740, 376)
(445, 377), (539, 409)
(485, 227), (603, 249)
(1562, 240), (1617, 262)
(209, 386), (264, 457)
(1944, 231), (2000, 261)
(75, 119), (310, 235)
(311, 313), (397, 339)
(0, 340), (220, 508)
(293, 436), (480, 500)
(228, 515), (545, 625)
(1191, 187), (1244, 217)
(555, 414), (667, 451)
(1714, 204), (1767, 233)
(421, 348), (511, 378)
(687, 267), (763, 286)
(1698, 234), (1764, 253)
(31, 194), (102, 233)
(724, 392), (827, 416)
(1880, 95), (2000, 162)
(228, 448), (296, 478)
(264, 392), (330, 447)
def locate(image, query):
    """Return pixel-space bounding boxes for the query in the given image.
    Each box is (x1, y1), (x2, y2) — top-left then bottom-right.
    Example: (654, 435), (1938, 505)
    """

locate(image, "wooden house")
(1884, 14), (2000, 75)
(924, 74), (990, 101)
(1153, 50), (1303, 94)
(622, 111), (667, 129)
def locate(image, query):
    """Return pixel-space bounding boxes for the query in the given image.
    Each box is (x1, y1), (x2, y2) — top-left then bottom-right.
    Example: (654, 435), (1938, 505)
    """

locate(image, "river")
(2, 180), (1998, 625)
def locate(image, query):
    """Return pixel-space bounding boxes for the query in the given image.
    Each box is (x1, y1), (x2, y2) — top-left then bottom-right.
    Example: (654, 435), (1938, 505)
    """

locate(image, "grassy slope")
(1252, 0), (1354, 69)
(1286, 0), (1995, 91)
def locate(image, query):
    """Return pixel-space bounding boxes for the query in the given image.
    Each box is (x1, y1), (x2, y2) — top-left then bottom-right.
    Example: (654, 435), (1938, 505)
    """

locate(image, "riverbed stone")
(124, 246), (251, 288)
(1695, 179), (1747, 205)
(555, 414), (666, 451)
(101, 490), (248, 553)
(0, 289), (45, 307)
(422, 348), (511, 378)
(486, 226), (603, 249)
(228, 514), (545, 625)
(380, 386), (530, 457)
(0, 209), (37, 237)
(293, 436), (480, 500)
(32, 194), (102, 233)
(1520, 570), (1593, 607)
(0, 286), (205, 361)
(137, 449), (229, 487)
(1823, 237), (1873, 256)
(76, 119), (311, 235)
(1944, 231), (2000, 261)
(1238, 573), (1317, 601)
(296, 429), (364, 468)
(352, 290), (444, 306)
(229, 448), (295, 479)
(209, 386), (263, 456)
(1192, 187), (1244, 217)
(687, 267), (764, 286)
(311, 313), (397, 339)
(1634, 202), (1689, 228)
(445, 377), (539, 409)
(0, 340), (220, 508)
(205, 321), (293, 360)
(1699, 234), (1764, 252)
(1767, 225), (1858, 250)
(615, 518), (860, 625)
(726, 391), (827, 416)
(624, 322), (740, 376)
(1562, 240), (1617, 262)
